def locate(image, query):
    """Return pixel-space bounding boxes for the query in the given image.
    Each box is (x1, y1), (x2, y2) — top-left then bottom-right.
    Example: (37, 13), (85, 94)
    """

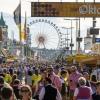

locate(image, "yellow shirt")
(4, 74), (12, 84)
(31, 74), (41, 86)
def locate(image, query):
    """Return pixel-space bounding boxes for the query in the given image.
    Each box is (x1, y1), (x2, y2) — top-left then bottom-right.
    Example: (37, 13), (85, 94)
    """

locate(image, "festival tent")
(66, 54), (93, 64)
(80, 55), (100, 65)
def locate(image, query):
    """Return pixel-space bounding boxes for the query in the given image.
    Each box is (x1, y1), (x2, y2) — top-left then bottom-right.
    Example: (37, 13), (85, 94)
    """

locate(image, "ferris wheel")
(27, 18), (62, 50)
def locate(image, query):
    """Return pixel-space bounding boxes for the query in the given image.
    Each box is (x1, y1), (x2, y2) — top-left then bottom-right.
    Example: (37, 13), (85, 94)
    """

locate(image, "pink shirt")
(50, 73), (62, 91)
(69, 71), (82, 91)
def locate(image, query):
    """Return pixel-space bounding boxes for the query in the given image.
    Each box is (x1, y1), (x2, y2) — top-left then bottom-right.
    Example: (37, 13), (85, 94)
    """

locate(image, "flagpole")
(19, 0), (21, 42)
(24, 12), (28, 61)
(25, 12), (27, 57)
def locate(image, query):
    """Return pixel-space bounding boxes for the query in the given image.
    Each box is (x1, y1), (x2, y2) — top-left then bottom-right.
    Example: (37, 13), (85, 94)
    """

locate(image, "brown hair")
(20, 85), (32, 98)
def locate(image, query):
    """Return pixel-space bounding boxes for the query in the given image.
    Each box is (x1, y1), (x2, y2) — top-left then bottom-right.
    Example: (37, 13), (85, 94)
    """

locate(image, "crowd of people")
(0, 62), (100, 100)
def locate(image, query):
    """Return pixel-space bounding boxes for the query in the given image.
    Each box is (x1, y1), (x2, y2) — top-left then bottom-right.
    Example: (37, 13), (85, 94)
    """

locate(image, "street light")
(64, 19), (76, 54)
(64, 18), (82, 54)
(62, 27), (72, 55)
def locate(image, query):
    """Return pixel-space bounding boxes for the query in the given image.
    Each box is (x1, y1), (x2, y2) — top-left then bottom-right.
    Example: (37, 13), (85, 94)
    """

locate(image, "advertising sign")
(84, 37), (92, 50)
(31, 2), (100, 17)
(95, 38), (100, 43)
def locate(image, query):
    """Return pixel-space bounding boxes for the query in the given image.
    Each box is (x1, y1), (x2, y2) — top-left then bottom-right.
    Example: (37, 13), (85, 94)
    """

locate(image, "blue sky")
(0, 0), (100, 50)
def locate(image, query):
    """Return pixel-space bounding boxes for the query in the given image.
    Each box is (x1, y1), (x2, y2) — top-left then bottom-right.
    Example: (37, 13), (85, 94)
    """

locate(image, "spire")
(0, 12), (6, 26)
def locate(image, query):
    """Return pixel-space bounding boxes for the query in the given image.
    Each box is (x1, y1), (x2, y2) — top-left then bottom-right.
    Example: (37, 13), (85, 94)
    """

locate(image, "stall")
(66, 54), (92, 64)
(80, 55), (100, 66)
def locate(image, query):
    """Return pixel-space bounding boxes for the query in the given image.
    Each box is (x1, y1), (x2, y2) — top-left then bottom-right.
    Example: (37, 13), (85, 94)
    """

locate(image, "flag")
(24, 12), (27, 41)
(13, 1), (22, 42)
(13, 3), (21, 25)
(21, 12), (27, 43)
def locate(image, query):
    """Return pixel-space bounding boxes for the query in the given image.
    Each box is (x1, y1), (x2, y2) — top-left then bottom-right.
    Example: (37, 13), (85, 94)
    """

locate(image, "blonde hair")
(78, 77), (86, 86)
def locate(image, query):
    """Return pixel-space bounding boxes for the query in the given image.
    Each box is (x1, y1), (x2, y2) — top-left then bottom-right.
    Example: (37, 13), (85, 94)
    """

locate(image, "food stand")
(66, 54), (93, 65)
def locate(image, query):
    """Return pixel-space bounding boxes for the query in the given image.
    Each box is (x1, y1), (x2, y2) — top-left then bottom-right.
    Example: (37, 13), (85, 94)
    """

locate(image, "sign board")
(91, 44), (100, 54)
(31, 2), (100, 17)
(90, 28), (99, 35)
(95, 38), (100, 43)
(84, 37), (92, 50)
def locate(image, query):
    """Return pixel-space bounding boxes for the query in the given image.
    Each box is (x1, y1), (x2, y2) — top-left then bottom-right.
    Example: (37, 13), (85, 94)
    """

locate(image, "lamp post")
(0, 27), (2, 55)
(92, 0), (96, 44)
(64, 18), (82, 54)
(64, 19), (78, 54)
(62, 27), (71, 55)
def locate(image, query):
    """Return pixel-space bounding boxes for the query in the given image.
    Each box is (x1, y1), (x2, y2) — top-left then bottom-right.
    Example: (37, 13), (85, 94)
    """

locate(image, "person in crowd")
(9, 68), (14, 77)
(60, 70), (68, 100)
(83, 72), (91, 87)
(25, 69), (32, 86)
(17, 65), (23, 82)
(38, 70), (48, 93)
(39, 77), (62, 100)
(68, 66), (82, 100)
(0, 86), (15, 100)
(12, 79), (21, 99)
(20, 85), (33, 100)
(73, 77), (93, 100)
(47, 67), (62, 92)
(54, 66), (60, 75)
(32, 69), (42, 97)
(0, 76), (4, 90)
(91, 67), (100, 81)
(11, 74), (17, 86)
(90, 74), (97, 94)
(3, 68), (12, 84)
(92, 81), (100, 100)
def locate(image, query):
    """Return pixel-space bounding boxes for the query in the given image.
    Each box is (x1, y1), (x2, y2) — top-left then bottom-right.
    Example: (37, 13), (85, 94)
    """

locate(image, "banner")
(13, 2), (22, 41)
(14, 3), (21, 25)
(31, 2), (100, 17)
(21, 12), (28, 43)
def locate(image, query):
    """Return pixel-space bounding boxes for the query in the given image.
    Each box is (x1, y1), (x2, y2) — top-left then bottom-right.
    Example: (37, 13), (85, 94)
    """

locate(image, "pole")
(11, 31), (14, 54)
(70, 20), (73, 55)
(62, 27), (70, 55)
(78, 18), (81, 53)
(92, 0), (96, 44)
(76, 0), (81, 54)
(19, 0), (21, 42)
(0, 27), (2, 55)
(0, 42), (2, 55)
(66, 29), (69, 55)
(24, 12), (28, 61)
(76, 0), (78, 53)
(19, 0), (23, 62)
